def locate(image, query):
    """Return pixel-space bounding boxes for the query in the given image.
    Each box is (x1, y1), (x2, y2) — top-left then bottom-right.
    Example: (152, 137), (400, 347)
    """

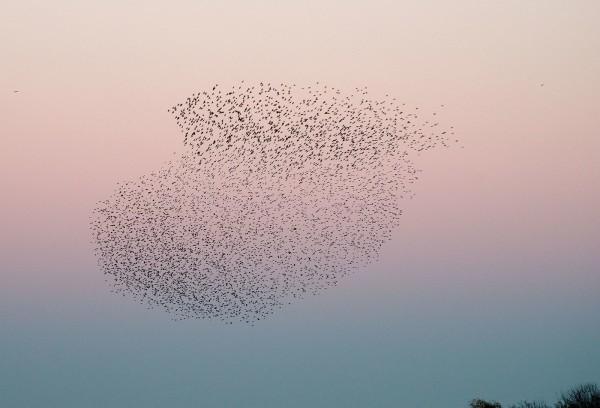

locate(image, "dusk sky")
(1, 1), (599, 407)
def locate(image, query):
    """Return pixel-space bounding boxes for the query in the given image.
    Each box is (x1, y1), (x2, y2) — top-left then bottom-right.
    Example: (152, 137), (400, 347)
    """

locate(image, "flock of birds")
(90, 82), (456, 323)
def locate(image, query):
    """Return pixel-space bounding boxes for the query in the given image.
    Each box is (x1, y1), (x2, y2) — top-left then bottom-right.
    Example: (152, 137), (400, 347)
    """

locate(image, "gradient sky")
(1, 1), (599, 407)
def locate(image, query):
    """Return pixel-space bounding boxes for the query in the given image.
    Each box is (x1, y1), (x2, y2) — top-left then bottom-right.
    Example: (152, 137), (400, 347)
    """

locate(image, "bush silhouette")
(556, 383), (600, 408)
(468, 384), (599, 408)
(470, 399), (502, 408)
(510, 402), (551, 408)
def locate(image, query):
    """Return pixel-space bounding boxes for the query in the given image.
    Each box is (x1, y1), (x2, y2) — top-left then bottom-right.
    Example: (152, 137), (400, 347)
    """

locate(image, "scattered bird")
(90, 82), (457, 324)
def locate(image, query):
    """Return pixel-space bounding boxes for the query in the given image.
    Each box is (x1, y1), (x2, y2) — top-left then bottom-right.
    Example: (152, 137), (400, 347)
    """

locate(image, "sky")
(1, 1), (599, 407)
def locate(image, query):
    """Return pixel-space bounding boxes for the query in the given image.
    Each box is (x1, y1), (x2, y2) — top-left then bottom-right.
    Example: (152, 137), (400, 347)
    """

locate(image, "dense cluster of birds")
(91, 82), (456, 323)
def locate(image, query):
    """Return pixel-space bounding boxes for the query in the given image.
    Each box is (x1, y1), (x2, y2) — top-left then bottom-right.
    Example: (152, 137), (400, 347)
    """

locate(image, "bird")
(90, 81), (457, 324)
